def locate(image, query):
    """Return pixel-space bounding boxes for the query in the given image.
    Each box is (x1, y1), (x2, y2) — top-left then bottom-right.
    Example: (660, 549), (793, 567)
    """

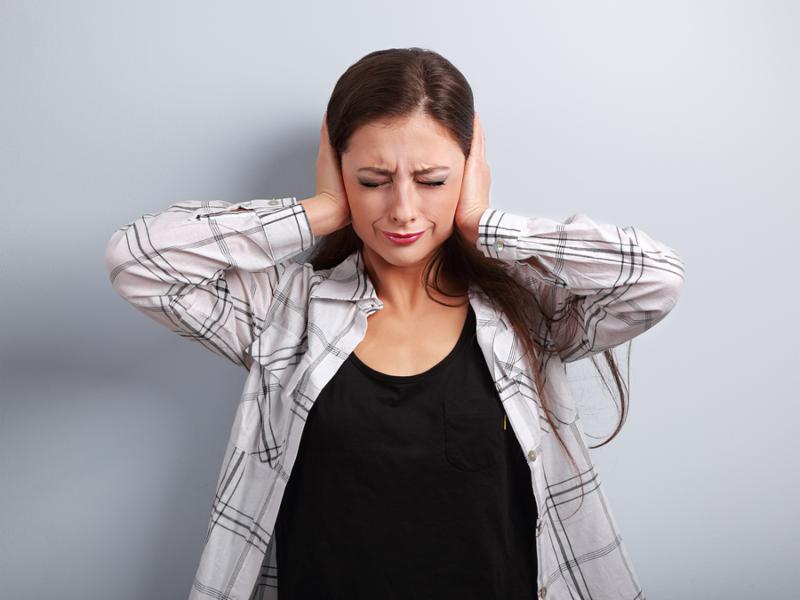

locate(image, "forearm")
(473, 206), (686, 362)
(474, 207), (684, 294)
(105, 197), (313, 302)
(104, 197), (316, 369)
(298, 194), (349, 238)
(456, 209), (484, 247)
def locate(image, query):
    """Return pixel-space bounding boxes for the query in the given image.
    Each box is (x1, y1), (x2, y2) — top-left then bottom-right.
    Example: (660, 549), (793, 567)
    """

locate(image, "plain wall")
(2, 1), (797, 598)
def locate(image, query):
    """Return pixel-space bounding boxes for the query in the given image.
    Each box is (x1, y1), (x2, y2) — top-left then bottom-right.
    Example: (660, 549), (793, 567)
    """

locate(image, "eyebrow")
(357, 166), (450, 176)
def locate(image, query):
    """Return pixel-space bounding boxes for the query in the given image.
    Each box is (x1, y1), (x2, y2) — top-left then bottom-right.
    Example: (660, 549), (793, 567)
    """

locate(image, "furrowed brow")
(357, 166), (450, 176)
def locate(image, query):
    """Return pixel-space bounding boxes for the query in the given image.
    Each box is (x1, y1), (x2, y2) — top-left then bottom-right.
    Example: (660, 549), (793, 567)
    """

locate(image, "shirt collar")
(308, 245), (496, 319)
(308, 246), (382, 304)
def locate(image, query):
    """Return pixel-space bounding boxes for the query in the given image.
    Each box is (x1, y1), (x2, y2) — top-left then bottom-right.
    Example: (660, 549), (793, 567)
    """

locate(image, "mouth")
(382, 230), (426, 245)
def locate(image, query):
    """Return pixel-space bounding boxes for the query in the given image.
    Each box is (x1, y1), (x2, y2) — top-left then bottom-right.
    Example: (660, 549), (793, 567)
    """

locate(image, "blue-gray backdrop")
(1, 1), (796, 598)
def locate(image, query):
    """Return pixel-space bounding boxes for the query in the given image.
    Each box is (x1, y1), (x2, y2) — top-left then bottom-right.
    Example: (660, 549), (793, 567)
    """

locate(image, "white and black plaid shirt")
(105, 196), (684, 600)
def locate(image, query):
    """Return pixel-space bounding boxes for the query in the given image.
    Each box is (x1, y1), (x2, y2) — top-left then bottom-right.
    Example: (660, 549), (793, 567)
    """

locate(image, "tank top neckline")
(348, 303), (475, 385)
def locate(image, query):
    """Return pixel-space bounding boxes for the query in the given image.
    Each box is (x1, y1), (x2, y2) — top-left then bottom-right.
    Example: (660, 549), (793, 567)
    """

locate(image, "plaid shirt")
(105, 197), (684, 600)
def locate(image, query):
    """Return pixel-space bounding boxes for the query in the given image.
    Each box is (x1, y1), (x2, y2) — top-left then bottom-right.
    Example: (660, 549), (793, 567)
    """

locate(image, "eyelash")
(359, 181), (446, 188)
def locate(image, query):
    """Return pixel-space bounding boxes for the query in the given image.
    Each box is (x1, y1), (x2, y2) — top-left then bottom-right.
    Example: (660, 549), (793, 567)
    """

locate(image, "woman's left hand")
(454, 111), (491, 243)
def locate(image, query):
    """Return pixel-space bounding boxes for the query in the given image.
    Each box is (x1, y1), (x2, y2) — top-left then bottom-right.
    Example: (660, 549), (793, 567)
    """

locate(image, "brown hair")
(308, 47), (630, 515)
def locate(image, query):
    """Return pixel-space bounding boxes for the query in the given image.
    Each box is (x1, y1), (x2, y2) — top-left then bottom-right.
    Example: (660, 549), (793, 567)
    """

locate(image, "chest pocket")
(443, 393), (505, 472)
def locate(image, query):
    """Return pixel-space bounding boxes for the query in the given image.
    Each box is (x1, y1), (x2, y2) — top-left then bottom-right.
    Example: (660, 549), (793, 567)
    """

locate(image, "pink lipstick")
(383, 230), (425, 245)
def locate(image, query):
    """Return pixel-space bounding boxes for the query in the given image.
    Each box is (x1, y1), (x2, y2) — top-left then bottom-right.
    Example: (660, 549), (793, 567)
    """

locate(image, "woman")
(105, 48), (684, 600)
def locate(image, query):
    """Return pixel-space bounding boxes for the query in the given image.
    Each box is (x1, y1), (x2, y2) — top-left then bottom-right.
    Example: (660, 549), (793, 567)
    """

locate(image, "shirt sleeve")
(104, 197), (315, 370)
(475, 207), (685, 363)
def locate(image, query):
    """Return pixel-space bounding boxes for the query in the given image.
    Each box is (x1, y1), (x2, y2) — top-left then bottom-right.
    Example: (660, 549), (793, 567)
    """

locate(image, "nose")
(387, 181), (420, 225)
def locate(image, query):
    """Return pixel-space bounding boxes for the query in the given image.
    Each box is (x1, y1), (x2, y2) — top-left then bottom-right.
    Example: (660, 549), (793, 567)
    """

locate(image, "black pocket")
(443, 395), (504, 472)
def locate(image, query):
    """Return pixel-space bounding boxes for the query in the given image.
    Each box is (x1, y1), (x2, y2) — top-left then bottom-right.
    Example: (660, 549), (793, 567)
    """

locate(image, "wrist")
(298, 193), (350, 237)
(456, 210), (485, 246)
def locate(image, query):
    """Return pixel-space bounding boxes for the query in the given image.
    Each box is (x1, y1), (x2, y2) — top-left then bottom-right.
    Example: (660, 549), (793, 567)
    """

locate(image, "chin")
(364, 239), (441, 268)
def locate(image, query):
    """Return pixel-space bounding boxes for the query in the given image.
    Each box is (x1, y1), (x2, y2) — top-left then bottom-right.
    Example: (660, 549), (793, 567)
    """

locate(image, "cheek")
(346, 193), (376, 225)
(434, 189), (461, 221)
(342, 182), (370, 219)
(428, 193), (460, 238)
(445, 188), (460, 213)
(343, 192), (382, 241)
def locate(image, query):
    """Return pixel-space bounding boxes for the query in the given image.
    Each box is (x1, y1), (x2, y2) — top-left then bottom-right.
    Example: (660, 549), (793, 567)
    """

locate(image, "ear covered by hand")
(455, 111), (492, 241)
(315, 110), (352, 228)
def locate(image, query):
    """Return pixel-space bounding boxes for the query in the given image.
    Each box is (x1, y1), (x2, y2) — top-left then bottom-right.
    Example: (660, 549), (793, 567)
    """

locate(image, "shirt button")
(495, 238), (504, 251)
(268, 198), (279, 206)
(527, 448), (537, 461)
(538, 586), (547, 598)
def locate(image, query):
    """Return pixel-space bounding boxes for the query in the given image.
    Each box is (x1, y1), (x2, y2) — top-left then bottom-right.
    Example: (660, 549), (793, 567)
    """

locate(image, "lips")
(384, 231), (424, 238)
(383, 229), (426, 245)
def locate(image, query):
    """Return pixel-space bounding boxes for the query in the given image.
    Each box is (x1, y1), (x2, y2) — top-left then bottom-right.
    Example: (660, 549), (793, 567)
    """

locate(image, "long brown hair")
(307, 47), (630, 512)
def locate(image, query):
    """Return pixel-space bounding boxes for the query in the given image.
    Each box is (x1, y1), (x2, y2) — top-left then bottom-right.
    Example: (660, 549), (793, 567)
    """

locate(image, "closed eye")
(359, 181), (446, 188)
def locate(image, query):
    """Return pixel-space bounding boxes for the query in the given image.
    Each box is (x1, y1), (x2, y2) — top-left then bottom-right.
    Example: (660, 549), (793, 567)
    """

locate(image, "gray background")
(2, 1), (797, 598)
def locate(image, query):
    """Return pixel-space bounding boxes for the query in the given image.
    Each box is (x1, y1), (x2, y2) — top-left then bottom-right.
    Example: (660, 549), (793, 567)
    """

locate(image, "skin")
(342, 111), (465, 309)
(334, 109), (492, 375)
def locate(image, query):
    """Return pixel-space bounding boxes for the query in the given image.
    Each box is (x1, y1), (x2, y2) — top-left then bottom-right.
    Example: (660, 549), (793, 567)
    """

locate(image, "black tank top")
(274, 302), (538, 599)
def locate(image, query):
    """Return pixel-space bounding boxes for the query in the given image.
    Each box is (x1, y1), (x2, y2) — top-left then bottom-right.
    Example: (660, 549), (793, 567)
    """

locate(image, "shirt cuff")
(193, 197), (316, 264)
(253, 197), (316, 264)
(475, 206), (528, 260)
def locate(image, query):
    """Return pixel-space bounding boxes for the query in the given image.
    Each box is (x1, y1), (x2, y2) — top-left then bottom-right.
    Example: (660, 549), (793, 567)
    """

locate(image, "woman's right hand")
(314, 111), (351, 230)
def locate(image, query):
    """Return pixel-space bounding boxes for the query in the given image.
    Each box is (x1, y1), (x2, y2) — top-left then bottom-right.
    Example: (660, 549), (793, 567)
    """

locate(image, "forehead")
(344, 113), (462, 166)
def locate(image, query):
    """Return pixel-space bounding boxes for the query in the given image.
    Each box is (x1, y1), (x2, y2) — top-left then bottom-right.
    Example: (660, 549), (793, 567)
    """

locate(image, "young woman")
(105, 48), (684, 600)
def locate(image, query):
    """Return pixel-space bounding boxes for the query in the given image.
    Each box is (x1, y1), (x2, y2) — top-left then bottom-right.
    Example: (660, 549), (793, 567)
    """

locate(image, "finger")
(321, 114), (330, 148)
(481, 115), (486, 157)
(474, 113), (484, 158)
(469, 112), (480, 160)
